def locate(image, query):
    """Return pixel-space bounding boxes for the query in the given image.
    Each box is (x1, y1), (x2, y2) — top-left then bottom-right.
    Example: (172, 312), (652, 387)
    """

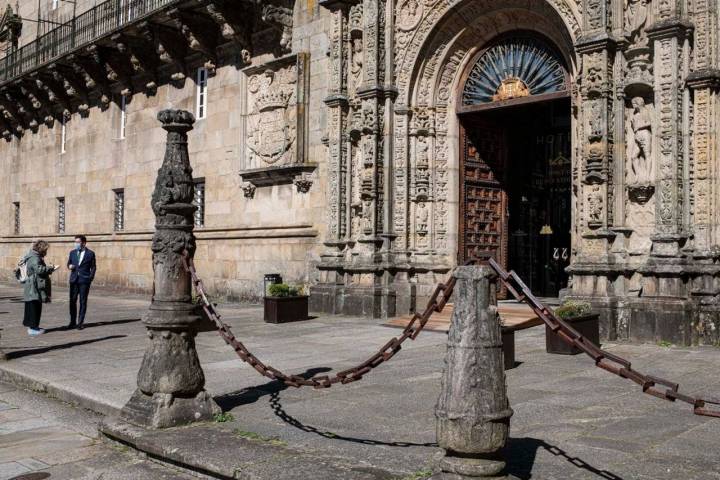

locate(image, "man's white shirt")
(78, 249), (85, 265)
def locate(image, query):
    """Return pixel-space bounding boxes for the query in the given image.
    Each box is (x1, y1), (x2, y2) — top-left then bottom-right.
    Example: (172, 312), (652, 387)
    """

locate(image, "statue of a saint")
(627, 96), (654, 185)
(625, 0), (649, 47)
(351, 37), (363, 86)
(417, 202), (429, 232)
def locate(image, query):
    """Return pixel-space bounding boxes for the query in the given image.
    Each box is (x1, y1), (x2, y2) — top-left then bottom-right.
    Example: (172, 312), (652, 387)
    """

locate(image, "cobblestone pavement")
(0, 283), (719, 479)
(0, 380), (193, 480)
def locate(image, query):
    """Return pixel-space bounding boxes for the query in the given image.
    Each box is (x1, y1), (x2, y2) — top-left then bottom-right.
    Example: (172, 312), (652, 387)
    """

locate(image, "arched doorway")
(457, 32), (572, 298)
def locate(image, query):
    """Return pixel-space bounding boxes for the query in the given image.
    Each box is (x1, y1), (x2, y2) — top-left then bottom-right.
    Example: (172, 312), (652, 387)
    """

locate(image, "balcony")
(0, 0), (181, 84)
(0, 0), (294, 140)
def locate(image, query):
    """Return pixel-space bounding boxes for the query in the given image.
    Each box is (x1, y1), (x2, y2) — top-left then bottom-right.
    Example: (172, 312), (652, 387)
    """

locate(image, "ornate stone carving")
(625, 0), (650, 47)
(397, 0), (423, 32)
(587, 185), (604, 228)
(119, 109), (220, 429)
(246, 69), (296, 166)
(241, 181), (256, 199)
(626, 96), (655, 203)
(584, 52), (604, 95)
(258, 1), (294, 52)
(293, 172), (314, 193)
(241, 54), (313, 190)
(415, 201), (429, 248)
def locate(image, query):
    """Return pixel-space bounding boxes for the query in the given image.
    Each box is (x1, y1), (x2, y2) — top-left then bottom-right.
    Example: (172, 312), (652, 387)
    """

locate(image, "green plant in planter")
(268, 283), (301, 297)
(554, 300), (592, 319)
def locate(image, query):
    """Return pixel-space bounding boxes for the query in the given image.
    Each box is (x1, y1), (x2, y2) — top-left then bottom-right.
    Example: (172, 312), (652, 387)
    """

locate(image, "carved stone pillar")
(646, 14), (693, 257)
(314, 0), (397, 318)
(433, 266), (513, 479)
(686, 0), (719, 256)
(576, 35), (617, 263)
(120, 110), (219, 428)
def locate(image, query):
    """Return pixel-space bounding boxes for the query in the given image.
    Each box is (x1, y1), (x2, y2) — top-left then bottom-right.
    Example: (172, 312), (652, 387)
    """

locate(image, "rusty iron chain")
(182, 252), (461, 389)
(486, 257), (720, 419)
(182, 250), (720, 417)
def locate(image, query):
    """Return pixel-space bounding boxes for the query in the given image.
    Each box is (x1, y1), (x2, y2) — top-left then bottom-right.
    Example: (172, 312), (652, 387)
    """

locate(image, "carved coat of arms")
(247, 68), (297, 166)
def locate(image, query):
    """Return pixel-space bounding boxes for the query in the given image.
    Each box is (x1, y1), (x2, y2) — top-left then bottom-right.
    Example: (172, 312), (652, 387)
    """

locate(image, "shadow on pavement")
(5, 335), (127, 359)
(504, 437), (625, 480)
(215, 367), (332, 410)
(44, 318), (141, 333)
(268, 391), (438, 448)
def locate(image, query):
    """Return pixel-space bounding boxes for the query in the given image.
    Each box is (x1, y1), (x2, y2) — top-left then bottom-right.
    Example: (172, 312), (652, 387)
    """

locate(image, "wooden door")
(459, 119), (509, 277)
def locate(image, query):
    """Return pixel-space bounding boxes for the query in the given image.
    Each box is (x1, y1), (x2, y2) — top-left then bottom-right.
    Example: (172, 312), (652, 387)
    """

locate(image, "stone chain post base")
(432, 266), (515, 479)
(118, 109), (220, 429)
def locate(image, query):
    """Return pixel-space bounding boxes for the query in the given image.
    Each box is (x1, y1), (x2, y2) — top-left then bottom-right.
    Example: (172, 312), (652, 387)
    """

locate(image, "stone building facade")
(1, 0), (719, 345)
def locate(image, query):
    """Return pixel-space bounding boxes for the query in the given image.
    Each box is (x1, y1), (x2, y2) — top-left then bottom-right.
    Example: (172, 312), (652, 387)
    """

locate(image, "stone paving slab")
(0, 381), (196, 480)
(1, 283), (720, 479)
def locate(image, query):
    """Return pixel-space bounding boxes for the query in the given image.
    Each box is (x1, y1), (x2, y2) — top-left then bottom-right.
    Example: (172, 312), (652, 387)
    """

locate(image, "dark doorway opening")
(459, 97), (571, 298)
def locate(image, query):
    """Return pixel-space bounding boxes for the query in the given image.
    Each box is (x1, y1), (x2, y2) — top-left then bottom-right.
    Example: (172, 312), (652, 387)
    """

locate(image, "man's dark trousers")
(67, 248), (96, 328)
(69, 283), (90, 327)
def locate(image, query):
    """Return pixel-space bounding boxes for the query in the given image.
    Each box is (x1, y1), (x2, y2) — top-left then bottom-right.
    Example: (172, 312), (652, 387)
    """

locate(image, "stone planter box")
(546, 313), (600, 355)
(264, 296), (309, 324)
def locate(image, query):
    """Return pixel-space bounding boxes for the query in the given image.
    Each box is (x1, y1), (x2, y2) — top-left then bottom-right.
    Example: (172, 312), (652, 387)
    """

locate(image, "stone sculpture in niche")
(627, 96), (655, 203)
(351, 37), (364, 88)
(625, 0), (649, 47)
(587, 186), (603, 227)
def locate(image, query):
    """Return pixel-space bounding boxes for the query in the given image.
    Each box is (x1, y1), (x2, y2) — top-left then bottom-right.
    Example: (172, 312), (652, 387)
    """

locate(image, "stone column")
(120, 109), (220, 429)
(433, 266), (514, 479)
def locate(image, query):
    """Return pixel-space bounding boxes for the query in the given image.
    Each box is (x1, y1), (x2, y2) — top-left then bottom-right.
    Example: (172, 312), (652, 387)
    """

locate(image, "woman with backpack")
(20, 240), (59, 336)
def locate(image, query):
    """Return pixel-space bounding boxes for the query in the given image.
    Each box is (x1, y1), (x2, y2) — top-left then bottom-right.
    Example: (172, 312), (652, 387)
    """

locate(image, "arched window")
(461, 34), (569, 106)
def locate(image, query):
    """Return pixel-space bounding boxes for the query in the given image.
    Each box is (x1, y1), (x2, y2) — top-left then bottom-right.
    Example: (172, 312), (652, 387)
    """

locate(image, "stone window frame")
(60, 117), (67, 154)
(113, 188), (125, 232)
(196, 67), (209, 121)
(57, 197), (65, 234)
(119, 95), (128, 140)
(193, 178), (205, 228)
(12, 202), (19, 235)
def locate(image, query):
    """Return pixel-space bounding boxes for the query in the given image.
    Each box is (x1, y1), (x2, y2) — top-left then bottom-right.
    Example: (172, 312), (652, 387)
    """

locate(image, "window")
(196, 67), (208, 120)
(13, 202), (19, 235)
(52, 0), (59, 10)
(193, 180), (205, 227)
(60, 117), (67, 153)
(113, 189), (125, 231)
(119, 96), (127, 139)
(57, 197), (65, 233)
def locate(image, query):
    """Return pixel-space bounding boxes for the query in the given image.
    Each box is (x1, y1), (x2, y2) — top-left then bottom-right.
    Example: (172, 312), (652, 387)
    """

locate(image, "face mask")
(75, 243), (82, 251)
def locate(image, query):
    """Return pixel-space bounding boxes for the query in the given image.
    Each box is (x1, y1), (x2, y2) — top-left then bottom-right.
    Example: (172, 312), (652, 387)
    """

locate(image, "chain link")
(486, 257), (720, 419)
(183, 251), (720, 417)
(182, 252), (460, 389)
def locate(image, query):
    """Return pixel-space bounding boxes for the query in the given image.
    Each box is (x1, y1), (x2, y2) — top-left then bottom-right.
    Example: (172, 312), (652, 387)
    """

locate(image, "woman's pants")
(23, 300), (42, 329)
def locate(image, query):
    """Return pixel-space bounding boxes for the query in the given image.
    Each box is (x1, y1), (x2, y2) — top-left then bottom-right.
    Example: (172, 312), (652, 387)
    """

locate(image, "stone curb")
(100, 419), (236, 480)
(0, 364), (123, 417)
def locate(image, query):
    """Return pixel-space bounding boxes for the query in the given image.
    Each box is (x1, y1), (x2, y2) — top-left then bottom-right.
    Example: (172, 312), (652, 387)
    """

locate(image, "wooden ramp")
(385, 303), (544, 333)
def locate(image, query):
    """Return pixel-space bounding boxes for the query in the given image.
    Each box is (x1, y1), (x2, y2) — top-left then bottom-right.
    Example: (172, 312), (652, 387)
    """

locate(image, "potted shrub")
(546, 300), (600, 355)
(264, 283), (309, 324)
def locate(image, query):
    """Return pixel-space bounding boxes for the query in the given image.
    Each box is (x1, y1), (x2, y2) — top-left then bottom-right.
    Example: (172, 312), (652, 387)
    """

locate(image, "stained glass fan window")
(462, 36), (568, 106)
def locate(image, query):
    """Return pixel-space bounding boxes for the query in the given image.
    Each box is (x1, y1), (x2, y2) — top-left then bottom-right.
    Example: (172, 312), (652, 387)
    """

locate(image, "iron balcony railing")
(0, 0), (181, 85)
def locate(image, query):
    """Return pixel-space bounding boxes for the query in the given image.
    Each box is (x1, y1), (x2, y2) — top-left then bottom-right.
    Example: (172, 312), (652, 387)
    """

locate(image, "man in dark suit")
(67, 235), (96, 330)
